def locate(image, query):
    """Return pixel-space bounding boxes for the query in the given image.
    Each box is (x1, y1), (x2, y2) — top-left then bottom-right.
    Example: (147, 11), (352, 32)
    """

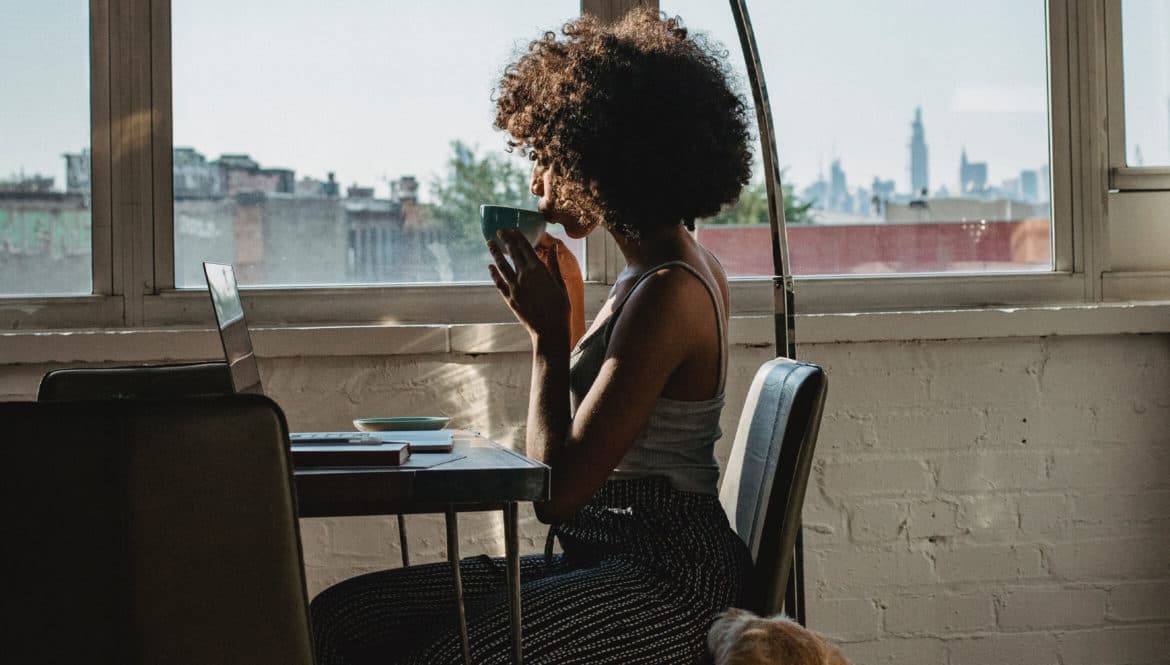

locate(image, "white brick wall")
(798, 334), (1170, 665)
(3, 332), (1168, 664)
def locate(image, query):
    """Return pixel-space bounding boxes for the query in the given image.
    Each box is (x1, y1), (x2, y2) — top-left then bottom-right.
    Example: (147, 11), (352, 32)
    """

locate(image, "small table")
(294, 432), (549, 665)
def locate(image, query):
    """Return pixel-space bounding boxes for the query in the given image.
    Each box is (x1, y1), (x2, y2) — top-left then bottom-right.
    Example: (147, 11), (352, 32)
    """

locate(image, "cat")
(707, 608), (851, 665)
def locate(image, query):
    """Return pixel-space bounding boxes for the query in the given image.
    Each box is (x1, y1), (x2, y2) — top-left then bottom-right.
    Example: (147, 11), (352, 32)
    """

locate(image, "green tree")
(701, 179), (815, 226)
(428, 140), (536, 240)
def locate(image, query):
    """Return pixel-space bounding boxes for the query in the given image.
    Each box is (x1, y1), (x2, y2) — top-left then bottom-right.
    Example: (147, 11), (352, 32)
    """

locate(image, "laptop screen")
(203, 262), (263, 395)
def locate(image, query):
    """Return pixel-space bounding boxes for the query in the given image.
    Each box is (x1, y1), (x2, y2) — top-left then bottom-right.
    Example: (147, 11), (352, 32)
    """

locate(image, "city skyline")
(6, 1), (1166, 199)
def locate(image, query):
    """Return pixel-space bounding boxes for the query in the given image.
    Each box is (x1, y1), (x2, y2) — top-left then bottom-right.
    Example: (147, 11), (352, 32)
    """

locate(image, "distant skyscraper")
(959, 148), (988, 196)
(908, 107), (929, 196)
(1020, 170), (1039, 202)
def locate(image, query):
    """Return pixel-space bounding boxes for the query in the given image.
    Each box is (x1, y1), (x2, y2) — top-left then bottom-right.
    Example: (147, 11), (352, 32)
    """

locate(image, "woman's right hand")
(488, 229), (571, 347)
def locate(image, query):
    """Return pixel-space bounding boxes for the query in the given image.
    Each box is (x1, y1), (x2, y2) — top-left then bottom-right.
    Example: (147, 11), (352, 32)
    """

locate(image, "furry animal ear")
(708, 609), (853, 665)
(707, 608), (756, 664)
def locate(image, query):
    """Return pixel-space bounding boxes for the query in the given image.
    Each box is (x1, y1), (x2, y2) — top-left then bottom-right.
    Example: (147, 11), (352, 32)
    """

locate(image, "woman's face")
(531, 162), (598, 239)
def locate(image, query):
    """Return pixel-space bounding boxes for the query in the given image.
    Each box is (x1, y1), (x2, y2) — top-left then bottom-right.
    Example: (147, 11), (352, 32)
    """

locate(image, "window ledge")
(2, 301), (1168, 365)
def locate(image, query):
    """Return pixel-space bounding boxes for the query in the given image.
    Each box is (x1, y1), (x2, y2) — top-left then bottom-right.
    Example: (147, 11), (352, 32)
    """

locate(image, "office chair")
(37, 362), (413, 568)
(36, 361), (235, 401)
(2, 395), (315, 664)
(719, 357), (828, 616)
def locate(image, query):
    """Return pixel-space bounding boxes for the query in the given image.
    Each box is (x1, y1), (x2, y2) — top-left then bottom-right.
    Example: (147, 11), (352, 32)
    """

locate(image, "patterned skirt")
(310, 476), (752, 665)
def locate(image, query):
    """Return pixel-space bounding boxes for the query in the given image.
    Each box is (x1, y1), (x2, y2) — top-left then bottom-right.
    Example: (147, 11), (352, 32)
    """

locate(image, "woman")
(311, 10), (754, 664)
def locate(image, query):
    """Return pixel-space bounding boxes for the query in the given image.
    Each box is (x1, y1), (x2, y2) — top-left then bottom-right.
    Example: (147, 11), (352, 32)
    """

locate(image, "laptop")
(202, 262), (453, 453)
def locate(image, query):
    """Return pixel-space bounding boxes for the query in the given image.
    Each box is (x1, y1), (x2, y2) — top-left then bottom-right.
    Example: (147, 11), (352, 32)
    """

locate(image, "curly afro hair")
(494, 9), (753, 238)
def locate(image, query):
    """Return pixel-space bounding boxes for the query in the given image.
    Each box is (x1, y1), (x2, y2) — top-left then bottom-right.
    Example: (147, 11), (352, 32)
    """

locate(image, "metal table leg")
(445, 508), (472, 665)
(397, 514), (410, 567)
(504, 502), (523, 665)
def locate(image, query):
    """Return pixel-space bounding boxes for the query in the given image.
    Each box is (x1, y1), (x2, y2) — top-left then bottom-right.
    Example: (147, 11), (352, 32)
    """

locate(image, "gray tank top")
(569, 260), (726, 495)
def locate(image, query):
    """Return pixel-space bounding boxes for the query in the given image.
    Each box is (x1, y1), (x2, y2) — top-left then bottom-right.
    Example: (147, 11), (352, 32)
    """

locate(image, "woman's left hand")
(488, 229), (571, 344)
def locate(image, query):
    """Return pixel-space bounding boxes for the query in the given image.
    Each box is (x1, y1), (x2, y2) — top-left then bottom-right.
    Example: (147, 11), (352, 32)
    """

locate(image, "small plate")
(353, 416), (450, 432)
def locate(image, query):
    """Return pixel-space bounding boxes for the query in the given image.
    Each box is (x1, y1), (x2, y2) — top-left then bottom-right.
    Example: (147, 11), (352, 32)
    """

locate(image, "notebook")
(202, 262), (454, 461)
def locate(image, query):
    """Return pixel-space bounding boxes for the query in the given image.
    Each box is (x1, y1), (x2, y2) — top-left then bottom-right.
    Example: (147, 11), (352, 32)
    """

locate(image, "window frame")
(4, 0), (1158, 332)
(1105, 0), (1170, 190)
(1101, 0), (1170, 301)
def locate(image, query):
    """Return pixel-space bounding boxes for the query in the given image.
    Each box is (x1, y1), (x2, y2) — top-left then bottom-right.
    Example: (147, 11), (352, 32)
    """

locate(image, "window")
(1120, 1), (1170, 167)
(0, 1), (92, 296)
(170, 0), (582, 288)
(666, 0), (1053, 277)
(4, 0), (1155, 331)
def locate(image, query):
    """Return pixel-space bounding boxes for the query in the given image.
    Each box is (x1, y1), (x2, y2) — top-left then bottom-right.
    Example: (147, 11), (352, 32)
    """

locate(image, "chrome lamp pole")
(727, 0), (806, 626)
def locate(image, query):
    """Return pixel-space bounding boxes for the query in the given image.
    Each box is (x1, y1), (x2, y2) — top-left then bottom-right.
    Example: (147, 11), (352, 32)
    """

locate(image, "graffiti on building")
(0, 208), (92, 259)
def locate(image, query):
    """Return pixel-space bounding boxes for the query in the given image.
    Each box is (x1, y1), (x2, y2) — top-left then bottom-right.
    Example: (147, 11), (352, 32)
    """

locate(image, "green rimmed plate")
(353, 416), (450, 432)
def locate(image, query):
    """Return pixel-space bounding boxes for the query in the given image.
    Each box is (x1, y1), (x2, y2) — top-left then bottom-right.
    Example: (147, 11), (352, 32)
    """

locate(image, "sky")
(3, 1), (1168, 197)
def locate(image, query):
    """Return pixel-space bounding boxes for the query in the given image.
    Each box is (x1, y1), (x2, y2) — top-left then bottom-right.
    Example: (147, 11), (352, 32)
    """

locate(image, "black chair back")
(37, 362), (235, 401)
(719, 358), (828, 615)
(2, 396), (314, 664)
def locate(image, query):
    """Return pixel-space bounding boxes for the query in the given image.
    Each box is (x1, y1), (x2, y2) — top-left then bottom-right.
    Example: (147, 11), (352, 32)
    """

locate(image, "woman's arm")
(489, 229), (707, 523)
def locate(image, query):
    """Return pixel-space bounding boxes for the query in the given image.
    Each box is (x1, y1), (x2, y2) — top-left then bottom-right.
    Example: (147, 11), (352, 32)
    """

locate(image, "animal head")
(708, 608), (850, 665)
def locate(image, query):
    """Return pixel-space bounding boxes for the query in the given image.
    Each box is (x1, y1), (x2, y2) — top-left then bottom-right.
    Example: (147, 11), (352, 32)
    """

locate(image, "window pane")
(0, 2), (92, 296)
(665, 0), (1053, 276)
(1122, 1), (1170, 166)
(172, 1), (582, 288)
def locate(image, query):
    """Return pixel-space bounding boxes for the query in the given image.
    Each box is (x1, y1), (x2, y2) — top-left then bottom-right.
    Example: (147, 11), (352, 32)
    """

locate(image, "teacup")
(480, 204), (546, 246)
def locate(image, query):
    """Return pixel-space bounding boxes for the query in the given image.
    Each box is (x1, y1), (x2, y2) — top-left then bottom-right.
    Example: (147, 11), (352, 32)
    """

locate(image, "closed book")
(292, 441), (410, 467)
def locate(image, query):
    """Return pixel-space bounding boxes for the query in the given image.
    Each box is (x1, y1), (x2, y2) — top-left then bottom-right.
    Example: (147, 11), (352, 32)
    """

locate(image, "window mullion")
(151, 0), (175, 292)
(1069, 0), (1112, 300)
(90, 0), (114, 297)
(108, 0), (157, 325)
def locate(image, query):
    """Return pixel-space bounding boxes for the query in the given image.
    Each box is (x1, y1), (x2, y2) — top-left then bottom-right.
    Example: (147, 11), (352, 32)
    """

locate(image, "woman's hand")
(488, 228), (571, 345)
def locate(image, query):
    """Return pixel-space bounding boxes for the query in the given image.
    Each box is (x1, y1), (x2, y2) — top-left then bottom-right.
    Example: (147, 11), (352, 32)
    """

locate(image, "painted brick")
(933, 543), (1045, 583)
(947, 632), (1059, 665)
(807, 597), (884, 642)
(935, 451), (1047, 492)
(868, 407), (989, 451)
(1092, 399), (1170, 446)
(957, 495), (1018, 541)
(808, 547), (935, 593)
(1049, 447), (1170, 490)
(984, 403), (1099, 448)
(839, 637), (947, 665)
(1047, 538), (1170, 581)
(822, 458), (934, 496)
(1074, 491), (1170, 525)
(329, 514), (399, 559)
(1017, 494), (1071, 536)
(1107, 582), (1170, 621)
(996, 587), (1107, 629)
(306, 563), (393, 597)
(906, 500), (961, 539)
(849, 501), (907, 544)
(927, 354), (1042, 407)
(1058, 625), (1170, 665)
(818, 410), (879, 452)
(803, 495), (847, 544)
(298, 518), (333, 567)
(884, 593), (995, 635)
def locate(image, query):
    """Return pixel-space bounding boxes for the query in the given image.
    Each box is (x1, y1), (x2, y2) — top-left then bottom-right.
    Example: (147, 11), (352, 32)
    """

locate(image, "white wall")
(3, 332), (1168, 664)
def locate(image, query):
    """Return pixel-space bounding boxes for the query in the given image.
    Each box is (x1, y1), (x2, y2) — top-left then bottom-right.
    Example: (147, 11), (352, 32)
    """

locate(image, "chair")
(3, 395), (314, 664)
(38, 363), (415, 568)
(37, 361), (235, 401)
(719, 357), (828, 616)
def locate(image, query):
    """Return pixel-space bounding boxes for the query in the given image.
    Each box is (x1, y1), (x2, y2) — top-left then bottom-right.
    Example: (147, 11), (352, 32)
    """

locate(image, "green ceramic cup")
(480, 204), (547, 246)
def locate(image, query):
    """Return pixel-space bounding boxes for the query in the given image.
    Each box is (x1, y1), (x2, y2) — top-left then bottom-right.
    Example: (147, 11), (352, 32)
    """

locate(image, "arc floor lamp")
(727, 0), (807, 626)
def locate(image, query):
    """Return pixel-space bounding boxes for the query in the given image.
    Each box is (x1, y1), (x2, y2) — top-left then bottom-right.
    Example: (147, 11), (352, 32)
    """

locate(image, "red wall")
(695, 219), (1051, 275)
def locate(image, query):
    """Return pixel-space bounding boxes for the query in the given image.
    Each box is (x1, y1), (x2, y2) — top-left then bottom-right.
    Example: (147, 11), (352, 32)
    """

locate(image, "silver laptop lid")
(203, 262), (263, 395)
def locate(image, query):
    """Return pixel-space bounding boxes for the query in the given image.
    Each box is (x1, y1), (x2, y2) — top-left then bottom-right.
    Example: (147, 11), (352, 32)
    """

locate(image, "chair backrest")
(719, 357), (828, 615)
(3, 395), (314, 665)
(37, 362), (235, 401)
